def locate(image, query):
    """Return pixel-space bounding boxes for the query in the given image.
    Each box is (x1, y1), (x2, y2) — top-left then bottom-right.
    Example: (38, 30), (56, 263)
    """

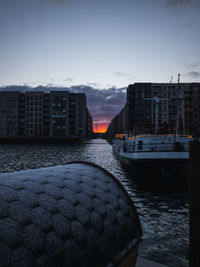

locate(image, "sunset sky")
(1, 0), (200, 132)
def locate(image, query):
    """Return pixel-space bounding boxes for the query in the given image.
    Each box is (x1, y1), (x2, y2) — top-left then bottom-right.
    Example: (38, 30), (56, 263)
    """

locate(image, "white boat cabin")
(113, 135), (192, 153)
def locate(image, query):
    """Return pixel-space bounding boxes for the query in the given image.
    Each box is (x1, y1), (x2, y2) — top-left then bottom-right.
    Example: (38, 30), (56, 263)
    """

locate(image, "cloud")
(115, 72), (133, 78)
(0, 85), (126, 128)
(70, 85), (126, 124)
(87, 82), (100, 87)
(62, 78), (73, 82)
(186, 71), (200, 78)
(115, 72), (134, 82)
(163, 0), (200, 8)
(164, 0), (191, 7)
(43, 0), (70, 2)
(185, 62), (200, 69)
(115, 72), (129, 77)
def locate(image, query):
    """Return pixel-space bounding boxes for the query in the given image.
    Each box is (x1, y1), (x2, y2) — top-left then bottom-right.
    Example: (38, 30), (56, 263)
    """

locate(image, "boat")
(113, 134), (191, 164)
(112, 74), (194, 192)
(113, 134), (191, 162)
(112, 134), (192, 192)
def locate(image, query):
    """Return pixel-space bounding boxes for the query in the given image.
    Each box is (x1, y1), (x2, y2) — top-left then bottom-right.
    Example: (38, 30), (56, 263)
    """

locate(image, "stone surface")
(0, 162), (142, 266)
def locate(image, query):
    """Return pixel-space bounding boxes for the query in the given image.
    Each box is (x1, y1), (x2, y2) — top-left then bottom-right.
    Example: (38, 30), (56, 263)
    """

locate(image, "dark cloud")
(164, 0), (191, 7)
(186, 71), (200, 78)
(86, 82), (100, 87)
(43, 0), (70, 2)
(115, 72), (134, 83)
(115, 72), (130, 77)
(0, 85), (126, 126)
(115, 72), (134, 79)
(70, 85), (126, 123)
(164, 0), (200, 8)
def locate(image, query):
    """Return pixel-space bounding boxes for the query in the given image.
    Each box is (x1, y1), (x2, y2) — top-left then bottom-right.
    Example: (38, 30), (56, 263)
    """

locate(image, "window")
(138, 141), (143, 150)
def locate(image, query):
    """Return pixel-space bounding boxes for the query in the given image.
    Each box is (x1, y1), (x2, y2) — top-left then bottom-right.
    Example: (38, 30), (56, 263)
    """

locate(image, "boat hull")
(113, 147), (188, 193)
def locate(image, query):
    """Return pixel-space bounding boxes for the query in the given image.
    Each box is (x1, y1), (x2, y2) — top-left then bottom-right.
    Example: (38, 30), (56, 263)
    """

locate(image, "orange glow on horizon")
(93, 122), (108, 133)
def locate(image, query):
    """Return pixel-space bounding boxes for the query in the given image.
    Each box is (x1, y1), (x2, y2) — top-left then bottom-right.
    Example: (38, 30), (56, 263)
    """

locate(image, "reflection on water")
(0, 139), (188, 266)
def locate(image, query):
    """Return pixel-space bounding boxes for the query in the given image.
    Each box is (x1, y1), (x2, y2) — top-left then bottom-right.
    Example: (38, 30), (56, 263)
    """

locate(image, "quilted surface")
(0, 162), (141, 267)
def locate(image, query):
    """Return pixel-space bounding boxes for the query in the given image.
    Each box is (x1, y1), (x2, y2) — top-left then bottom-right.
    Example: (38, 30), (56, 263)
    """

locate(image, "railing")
(122, 142), (189, 153)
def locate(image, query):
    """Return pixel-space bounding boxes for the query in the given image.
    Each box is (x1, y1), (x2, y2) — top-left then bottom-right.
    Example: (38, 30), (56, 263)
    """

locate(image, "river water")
(0, 139), (189, 266)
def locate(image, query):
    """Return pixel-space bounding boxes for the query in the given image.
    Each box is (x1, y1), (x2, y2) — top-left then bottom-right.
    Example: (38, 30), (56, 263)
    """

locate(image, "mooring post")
(189, 141), (200, 267)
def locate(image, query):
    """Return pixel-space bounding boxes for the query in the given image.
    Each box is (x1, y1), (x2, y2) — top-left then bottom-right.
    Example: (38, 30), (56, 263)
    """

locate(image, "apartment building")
(68, 93), (88, 137)
(107, 106), (127, 136)
(127, 83), (152, 135)
(50, 91), (69, 137)
(0, 90), (93, 138)
(0, 92), (19, 137)
(191, 83), (200, 137)
(87, 109), (93, 136)
(25, 92), (44, 137)
(107, 82), (200, 136)
(127, 82), (200, 135)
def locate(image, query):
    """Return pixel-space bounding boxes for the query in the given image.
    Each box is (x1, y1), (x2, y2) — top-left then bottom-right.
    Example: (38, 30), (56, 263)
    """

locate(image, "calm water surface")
(0, 139), (189, 266)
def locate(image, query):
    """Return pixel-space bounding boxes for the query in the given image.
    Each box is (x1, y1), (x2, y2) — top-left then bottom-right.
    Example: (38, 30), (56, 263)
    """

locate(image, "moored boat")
(112, 135), (193, 192)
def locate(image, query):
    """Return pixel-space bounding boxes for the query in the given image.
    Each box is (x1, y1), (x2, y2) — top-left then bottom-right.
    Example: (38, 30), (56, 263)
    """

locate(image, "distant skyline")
(0, 0), (200, 89)
(0, 85), (126, 133)
(1, 0), (200, 131)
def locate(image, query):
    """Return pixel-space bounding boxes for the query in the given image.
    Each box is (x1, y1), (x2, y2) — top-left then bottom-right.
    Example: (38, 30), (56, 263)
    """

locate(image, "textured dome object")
(0, 161), (142, 267)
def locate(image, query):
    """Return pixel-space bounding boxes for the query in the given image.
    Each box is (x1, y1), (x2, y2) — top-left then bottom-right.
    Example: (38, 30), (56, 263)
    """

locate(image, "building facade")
(0, 90), (93, 138)
(107, 106), (128, 137)
(107, 82), (200, 136)
(87, 109), (93, 137)
(127, 82), (200, 136)
(0, 92), (19, 137)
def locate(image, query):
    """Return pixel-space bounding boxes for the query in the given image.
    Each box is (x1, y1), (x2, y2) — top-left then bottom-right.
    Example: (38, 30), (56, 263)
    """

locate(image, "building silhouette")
(0, 90), (93, 138)
(107, 82), (200, 137)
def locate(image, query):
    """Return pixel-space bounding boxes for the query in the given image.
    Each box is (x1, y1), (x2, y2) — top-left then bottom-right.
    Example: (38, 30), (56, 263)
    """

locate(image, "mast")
(170, 76), (173, 134)
(170, 76), (173, 97)
(154, 96), (159, 135)
(175, 74), (180, 137)
(144, 96), (169, 135)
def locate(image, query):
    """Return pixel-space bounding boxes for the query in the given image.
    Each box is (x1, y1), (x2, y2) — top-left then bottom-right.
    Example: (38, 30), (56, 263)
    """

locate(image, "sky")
(0, 0), (200, 132)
